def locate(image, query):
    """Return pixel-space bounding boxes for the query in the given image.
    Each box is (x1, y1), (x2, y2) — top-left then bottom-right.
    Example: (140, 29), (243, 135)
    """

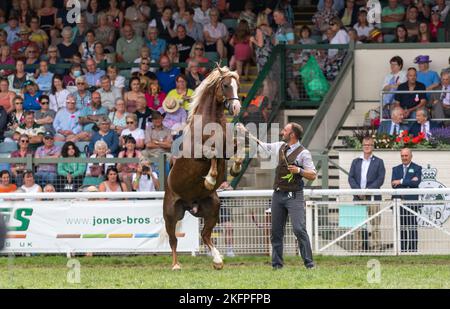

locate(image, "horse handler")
(238, 122), (316, 270)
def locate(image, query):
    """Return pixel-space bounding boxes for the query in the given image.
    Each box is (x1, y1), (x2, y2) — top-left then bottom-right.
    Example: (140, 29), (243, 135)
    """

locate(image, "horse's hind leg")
(200, 195), (223, 270)
(204, 158), (218, 191)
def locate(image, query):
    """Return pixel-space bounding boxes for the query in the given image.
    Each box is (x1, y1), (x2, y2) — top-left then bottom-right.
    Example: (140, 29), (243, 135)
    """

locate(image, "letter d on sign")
(67, 259), (81, 284)
(367, 259), (381, 284)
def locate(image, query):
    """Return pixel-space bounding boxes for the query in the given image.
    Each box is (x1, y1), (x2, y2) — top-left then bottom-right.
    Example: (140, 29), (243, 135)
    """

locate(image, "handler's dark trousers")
(271, 190), (313, 268)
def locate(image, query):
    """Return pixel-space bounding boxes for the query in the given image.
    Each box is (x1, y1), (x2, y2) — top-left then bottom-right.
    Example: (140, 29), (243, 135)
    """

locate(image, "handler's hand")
(288, 165), (300, 174)
(236, 123), (247, 133)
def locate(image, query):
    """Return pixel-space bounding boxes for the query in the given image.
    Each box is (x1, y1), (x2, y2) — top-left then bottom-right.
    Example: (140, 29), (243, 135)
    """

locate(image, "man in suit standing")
(348, 136), (386, 251)
(391, 148), (422, 252)
(408, 108), (441, 139)
(378, 106), (409, 136)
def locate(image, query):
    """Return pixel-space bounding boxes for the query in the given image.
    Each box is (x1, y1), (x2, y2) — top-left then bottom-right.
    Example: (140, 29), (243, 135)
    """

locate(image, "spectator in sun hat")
(414, 55), (440, 92)
(368, 27), (383, 43)
(157, 96), (187, 134)
(142, 110), (172, 160)
(11, 26), (39, 60)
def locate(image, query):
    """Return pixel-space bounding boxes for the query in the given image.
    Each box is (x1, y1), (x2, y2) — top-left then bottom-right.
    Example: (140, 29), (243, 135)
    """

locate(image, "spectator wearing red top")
(11, 26), (39, 60)
(230, 20), (253, 81)
(429, 8), (443, 42)
(145, 81), (166, 111)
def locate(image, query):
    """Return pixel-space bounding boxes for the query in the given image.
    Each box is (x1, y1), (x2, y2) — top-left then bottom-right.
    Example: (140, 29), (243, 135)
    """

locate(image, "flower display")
(343, 126), (450, 150)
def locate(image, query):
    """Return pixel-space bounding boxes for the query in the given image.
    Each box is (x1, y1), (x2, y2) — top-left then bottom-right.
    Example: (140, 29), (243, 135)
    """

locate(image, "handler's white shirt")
(258, 141), (317, 174)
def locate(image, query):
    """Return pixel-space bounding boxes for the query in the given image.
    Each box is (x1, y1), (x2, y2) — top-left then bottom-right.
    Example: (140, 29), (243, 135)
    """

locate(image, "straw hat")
(18, 26), (31, 35)
(162, 97), (180, 113)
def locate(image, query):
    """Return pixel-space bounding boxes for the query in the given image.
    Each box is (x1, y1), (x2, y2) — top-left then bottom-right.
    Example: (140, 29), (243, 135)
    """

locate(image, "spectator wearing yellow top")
(165, 74), (194, 111)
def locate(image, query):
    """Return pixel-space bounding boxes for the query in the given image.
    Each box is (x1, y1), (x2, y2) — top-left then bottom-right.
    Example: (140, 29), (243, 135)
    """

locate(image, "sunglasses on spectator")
(126, 121), (135, 124)
(329, 23), (336, 26)
(40, 101), (49, 104)
(15, 102), (23, 105)
(77, 82), (85, 85)
(49, 50), (57, 53)
(20, 140), (29, 143)
(431, 10), (440, 14)
(44, 136), (53, 140)
(195, 47), (204, 51)
(141, 62), (150, 65)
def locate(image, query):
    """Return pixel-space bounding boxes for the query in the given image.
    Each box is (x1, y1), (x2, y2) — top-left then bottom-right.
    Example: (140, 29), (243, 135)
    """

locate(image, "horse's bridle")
(220, 76), (241, 114)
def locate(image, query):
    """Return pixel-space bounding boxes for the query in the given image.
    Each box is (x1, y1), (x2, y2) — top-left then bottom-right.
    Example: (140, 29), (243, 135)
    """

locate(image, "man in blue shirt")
(273, 9), (295, 45)
(157, 55), (181, 94)
(78, 91), (108, 137)
(53, 95), (83, 142)
(35, 60), (54, 93)
(4, 15), (20, 46)
(146, 27), (167, 62)
(85, 59), (106, 88)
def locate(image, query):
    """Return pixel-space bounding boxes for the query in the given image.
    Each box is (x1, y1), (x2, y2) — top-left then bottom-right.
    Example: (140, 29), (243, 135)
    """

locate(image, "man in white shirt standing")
(239, 122), (316, 270)
(348, 136), (386, 251)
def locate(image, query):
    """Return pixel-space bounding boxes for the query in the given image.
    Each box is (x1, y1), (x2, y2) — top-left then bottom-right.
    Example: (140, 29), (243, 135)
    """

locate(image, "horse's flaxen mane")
(187, 65), (239, 124)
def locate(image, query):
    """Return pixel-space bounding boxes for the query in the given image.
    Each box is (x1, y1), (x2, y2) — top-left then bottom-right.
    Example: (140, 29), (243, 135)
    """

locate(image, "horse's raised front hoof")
(204, 179), (216, 191)
(172, 263), (181, 271)
(213, 262), (224, 270)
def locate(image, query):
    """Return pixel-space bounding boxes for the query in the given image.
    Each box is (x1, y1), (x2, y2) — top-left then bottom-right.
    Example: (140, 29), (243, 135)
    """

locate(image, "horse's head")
(215, 66), (241, 117)
(188, 65), (241, 125)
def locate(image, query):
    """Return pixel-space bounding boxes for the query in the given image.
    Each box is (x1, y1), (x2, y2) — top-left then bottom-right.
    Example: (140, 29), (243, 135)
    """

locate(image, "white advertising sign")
(0, 200), (199, 253)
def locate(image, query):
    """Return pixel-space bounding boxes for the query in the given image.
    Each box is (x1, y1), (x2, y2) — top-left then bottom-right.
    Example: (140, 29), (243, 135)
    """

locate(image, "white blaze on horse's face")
(230, 78), (241, 116)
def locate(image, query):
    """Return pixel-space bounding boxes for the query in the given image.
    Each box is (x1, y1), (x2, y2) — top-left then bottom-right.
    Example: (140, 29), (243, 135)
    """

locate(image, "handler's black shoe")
(272, 265), (283, 270)
(305, 263), (315, 269)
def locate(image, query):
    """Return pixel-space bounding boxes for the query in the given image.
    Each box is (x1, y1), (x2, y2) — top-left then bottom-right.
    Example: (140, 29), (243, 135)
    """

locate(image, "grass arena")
(1, 255), (450, 288)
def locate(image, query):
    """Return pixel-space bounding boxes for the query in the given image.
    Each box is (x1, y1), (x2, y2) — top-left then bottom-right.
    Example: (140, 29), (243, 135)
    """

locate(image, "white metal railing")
(2, 187), (450, 199)
(2, 189), (450, 256)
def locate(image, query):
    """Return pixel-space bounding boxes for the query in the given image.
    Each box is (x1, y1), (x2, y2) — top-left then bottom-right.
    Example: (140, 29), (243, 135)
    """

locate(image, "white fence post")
(306, 201), (313, 246)
(313, 202), (319, 253)
(394, 199), (401, 256)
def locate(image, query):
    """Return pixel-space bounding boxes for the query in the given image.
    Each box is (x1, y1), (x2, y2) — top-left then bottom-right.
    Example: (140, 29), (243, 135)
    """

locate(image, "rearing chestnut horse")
(163, 66), (242, 270)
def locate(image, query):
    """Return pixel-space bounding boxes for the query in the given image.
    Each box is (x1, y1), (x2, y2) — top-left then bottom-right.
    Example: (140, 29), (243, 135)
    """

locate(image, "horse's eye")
(224, 84), (229, 88)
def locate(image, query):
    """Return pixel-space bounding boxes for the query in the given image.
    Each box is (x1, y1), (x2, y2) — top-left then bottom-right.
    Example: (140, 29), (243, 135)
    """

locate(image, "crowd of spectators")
(379, 54), (450, 140)
(0, 0), (300, 192)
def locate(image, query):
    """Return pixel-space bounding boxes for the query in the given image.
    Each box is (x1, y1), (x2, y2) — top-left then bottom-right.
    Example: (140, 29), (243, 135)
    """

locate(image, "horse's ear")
(215, 61), (224, 75)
